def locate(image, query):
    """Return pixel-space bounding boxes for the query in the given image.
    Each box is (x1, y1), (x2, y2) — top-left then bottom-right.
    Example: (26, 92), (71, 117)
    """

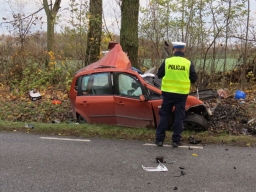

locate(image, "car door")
(113, 72), (155, 128)
(75, 72), (116, 125)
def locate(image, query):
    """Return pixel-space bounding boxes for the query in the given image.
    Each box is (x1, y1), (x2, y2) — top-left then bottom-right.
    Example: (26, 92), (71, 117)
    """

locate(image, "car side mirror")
(139, 94), (146, 101)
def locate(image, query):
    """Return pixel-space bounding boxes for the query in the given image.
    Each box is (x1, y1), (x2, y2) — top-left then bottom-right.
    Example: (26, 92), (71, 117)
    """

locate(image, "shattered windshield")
(140, 67), (162, 89)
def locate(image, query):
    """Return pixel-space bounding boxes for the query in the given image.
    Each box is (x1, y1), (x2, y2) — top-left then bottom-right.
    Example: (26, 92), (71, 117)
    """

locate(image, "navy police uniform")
(155, 42), (197, 147)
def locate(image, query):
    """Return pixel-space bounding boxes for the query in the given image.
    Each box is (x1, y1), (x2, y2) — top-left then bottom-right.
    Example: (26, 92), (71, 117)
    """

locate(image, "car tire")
(77, 114), (87, 124)
(183, 113), (208, 131)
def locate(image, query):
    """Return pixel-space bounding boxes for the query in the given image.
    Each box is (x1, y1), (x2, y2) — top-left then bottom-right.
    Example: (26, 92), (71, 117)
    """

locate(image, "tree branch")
(1, 7), (44, 25)
(228, 35), (256, 42)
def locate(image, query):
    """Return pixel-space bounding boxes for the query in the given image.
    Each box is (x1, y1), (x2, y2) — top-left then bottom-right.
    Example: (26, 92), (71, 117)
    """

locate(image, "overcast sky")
(0, 0), (149, 35)
(0, 0), (255, 35)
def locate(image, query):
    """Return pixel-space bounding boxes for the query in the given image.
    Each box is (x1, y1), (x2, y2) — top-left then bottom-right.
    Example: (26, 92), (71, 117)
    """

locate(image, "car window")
(118, 74), (142, 97)
(80, 73), (111, 95)
(147, 88), (162, 99)
(81, 76), (90, 91)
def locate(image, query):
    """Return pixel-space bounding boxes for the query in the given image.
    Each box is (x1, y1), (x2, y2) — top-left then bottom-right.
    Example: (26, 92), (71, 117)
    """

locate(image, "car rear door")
(113, 73), (155, 128)
(75, 72), (116, 125)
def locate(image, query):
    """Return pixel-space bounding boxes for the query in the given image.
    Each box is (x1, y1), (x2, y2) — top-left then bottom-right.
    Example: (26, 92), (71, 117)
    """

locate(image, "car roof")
(75, 67), (138, 77)
(76, 43), (132, 74)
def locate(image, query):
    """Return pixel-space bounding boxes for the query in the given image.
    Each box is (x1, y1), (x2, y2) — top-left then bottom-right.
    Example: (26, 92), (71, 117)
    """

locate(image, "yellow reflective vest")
(161, 56), (191, 94)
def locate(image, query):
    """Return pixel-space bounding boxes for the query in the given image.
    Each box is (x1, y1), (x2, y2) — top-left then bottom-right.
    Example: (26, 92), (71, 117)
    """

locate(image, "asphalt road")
(1, 132), (256, 192)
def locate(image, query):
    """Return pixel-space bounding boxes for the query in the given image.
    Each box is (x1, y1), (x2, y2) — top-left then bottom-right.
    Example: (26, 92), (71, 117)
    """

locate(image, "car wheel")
(183, 113), (208, 131)
(77, 114), (87, 124)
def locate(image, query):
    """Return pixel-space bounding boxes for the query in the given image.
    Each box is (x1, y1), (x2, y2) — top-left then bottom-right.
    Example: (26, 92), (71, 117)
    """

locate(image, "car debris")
(24, 123), (34, 129)
(174, 170), (186, 177)
(142, 161), (168, 172)
(29, 89), (42, 101)
(52, 119), (61, 123)
(247, 118), (256, 124)
(208, 96), (256, 135)
(52, 100), (62, 105)
(188, 136), (202, 144)
(155, 156), (165, 163)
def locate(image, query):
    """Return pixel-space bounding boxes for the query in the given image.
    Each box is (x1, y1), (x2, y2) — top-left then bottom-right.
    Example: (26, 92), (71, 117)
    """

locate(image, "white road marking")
(40, 137), (90, 142)
(143, 143), (203, 149)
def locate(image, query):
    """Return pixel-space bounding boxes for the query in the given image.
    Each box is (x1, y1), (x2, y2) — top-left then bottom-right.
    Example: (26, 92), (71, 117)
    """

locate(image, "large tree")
(43, 0), (61, 55)
(120, 0), (139, 68)
(85, 0), (102, 66)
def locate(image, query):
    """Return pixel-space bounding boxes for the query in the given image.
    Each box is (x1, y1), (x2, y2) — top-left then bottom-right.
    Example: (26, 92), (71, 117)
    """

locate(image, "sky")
(0, 0), (148, 35)
(0, 0), (256, 36)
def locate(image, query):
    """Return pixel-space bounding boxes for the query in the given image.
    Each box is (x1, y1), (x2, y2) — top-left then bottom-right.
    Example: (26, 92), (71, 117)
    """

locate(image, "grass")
(195, 58), (238, 72)
(1, 120), (255, 147)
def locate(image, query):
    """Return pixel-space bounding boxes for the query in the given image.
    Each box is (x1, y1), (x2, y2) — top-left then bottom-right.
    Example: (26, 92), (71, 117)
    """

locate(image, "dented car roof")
(76, 44), (132, 75)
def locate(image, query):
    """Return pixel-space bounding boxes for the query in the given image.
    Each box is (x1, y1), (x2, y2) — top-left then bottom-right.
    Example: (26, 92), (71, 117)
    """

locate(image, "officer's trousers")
(155, 92), (188, 143)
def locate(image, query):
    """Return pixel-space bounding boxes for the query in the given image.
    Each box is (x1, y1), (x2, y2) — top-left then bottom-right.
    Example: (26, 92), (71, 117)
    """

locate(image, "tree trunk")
(47, 17), (54, 53)
(43, 0), (61, 68)
(120, 0), (139, 68)
(222, 0), (231, 88)
(241, 0), (250, 89)
(85, 0), (102, 66)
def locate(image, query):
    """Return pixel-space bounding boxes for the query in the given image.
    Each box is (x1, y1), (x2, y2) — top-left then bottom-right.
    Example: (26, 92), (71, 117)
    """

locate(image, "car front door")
(75, 72), (116, 125)
(113, 73), (155, 128)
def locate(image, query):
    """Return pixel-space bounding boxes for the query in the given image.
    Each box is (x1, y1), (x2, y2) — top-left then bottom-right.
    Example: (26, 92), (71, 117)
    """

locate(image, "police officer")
(155, 42), (197, 147)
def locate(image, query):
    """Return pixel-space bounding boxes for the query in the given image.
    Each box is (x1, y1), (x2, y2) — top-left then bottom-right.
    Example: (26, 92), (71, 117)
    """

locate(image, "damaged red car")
(69, 44), (215, 131)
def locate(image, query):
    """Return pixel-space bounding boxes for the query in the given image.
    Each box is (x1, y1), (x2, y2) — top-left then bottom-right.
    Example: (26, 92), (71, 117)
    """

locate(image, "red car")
(69, 44), (213, 131)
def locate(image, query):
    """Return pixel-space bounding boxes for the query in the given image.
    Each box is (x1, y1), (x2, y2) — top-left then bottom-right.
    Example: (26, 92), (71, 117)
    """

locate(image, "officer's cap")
(172, 42), (186, 49)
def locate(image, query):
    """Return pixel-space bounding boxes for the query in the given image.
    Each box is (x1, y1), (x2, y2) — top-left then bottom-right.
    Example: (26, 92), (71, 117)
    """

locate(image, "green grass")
(195, 58), (238, 72)
(1, 120), (255, 147)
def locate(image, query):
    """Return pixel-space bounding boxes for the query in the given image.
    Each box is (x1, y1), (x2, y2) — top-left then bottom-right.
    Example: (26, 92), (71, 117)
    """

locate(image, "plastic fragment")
(247, 118), (256, 124)
(52, 100), (62, 105)
(142, 161), (168, 172)
(29, 89), (42, 101)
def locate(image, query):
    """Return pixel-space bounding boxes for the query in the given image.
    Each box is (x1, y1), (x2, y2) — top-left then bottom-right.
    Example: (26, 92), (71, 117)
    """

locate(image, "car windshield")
(140, 68), (162, 89)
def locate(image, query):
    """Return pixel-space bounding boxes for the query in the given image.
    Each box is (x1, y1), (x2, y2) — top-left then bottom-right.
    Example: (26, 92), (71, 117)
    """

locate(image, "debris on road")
(155, 156), (165, 163)
(188, 136), (202, 144)
(142, 161), (168, 172)
(174, 170), (186, 177)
